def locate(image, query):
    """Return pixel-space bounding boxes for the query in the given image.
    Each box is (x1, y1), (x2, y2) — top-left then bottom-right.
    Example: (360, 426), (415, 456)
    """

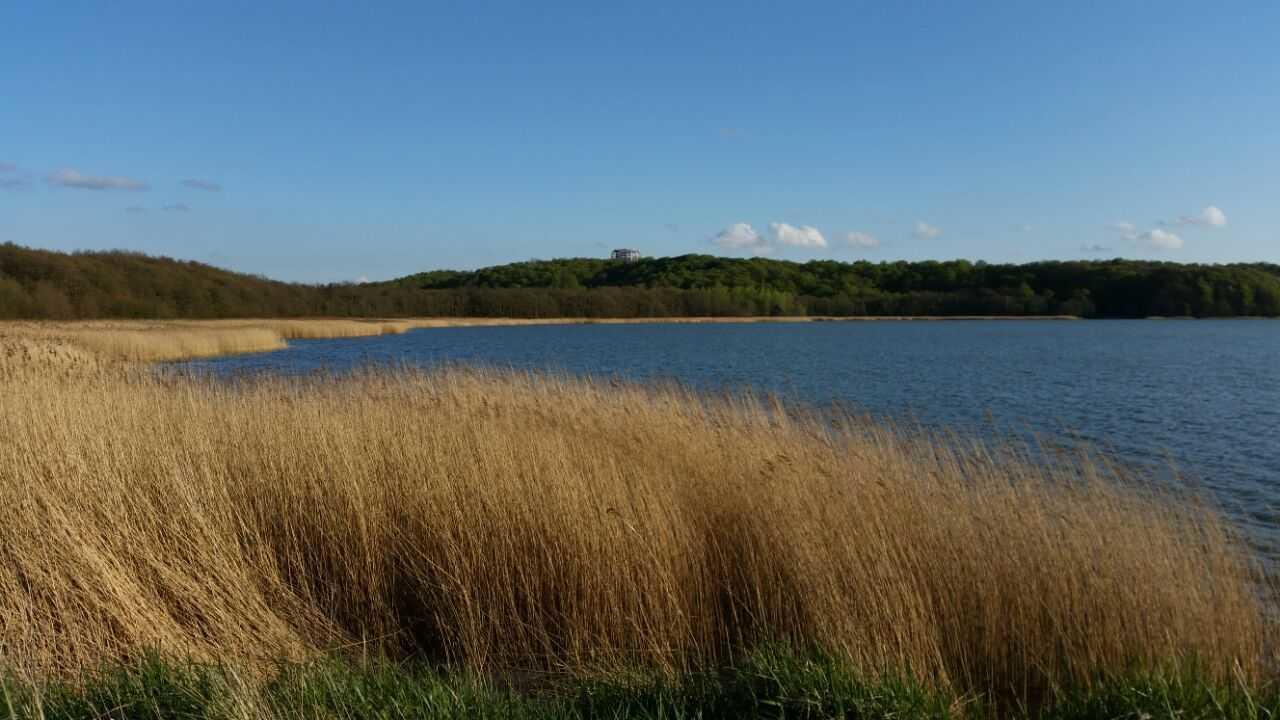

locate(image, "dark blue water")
(177, 320), (1280, 556)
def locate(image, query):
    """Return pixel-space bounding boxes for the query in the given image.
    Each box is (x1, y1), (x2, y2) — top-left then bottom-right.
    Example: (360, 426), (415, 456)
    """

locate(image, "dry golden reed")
(200, 319), (413, 340)
(0, 319), (414, 365)
(0, 322), (1271, 700)
(2, 316), (1075, 368)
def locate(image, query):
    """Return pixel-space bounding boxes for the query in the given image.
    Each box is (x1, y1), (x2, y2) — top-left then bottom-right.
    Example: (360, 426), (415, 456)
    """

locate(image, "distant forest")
(3, 243), (1280, 320)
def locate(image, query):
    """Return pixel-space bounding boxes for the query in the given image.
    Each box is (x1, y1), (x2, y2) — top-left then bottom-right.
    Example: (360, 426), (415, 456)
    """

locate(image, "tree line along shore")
(3, 242), (1280, 320)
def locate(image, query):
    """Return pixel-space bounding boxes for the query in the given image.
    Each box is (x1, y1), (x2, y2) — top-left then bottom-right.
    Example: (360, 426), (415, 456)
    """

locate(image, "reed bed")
(200, 319), (413, 340)
(0, 331), (107, 379)
(0, 316), (1071, 367)
(64, 327), (288, 362)
(0, 319), (412, 365)
(0, 331), (1271, 705)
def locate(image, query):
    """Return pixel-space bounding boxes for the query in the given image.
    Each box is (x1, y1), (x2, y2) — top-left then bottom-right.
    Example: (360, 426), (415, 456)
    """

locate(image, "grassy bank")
(4, 651), (1276, 720)
(0, 322), (1274, 717)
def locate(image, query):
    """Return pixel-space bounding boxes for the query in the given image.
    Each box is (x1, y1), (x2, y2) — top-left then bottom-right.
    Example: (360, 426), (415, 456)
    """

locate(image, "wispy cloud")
(712, 223), (772, 255)
(1174, 205), (1227, 228)
(1138, 228), (1183, 250)
(48, 168), (149, 191)
(1109, 221), (1139, 240)
(1080, 243), (1112, 254)
(0, 162), (30, 190)
(181, 178), (222, 192)
(124, 206), (148, 214)
(1109, 205), (1223, 253)
(1110, 218), (1185, 250)
(913, 221), (941, 240)
(162, 203), (191, 213)
(844, 231), (880, 249)
(769, 222), (827, 249)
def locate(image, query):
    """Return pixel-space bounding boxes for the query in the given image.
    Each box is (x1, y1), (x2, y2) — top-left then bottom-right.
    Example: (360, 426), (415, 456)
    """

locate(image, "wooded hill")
(3, 243), (1280, 319)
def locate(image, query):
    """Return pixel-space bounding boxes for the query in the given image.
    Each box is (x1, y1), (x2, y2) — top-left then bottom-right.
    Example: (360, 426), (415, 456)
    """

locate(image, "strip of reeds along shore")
(0, 319), (416, 365)
(1, 316), (1081, 367)
(0, 345), (1272, 703)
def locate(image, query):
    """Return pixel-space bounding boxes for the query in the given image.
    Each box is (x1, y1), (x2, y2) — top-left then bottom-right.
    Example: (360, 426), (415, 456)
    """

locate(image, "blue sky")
(2, 1), (1278, 282)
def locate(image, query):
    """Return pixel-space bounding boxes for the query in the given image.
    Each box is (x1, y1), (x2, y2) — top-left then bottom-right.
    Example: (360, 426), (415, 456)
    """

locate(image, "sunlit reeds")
(0, 319), (409, 365)
(202, 319), (413, 340)
(0, 329), (1269, 702)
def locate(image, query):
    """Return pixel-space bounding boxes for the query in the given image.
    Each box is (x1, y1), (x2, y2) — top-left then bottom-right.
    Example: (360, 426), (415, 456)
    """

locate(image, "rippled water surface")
(178, 320), (1280, 556)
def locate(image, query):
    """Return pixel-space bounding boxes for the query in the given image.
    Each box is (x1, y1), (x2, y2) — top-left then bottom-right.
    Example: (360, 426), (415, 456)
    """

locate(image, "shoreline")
(12, 313), (1276, 368)
(1, 327), (1267, 709)
(404, 314), (1082, 329)
(1, 316), (1272, 714)
(2, 316), (1077, 366)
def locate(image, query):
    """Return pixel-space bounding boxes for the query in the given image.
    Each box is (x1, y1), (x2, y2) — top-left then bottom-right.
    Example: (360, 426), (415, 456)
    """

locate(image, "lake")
(177, 319), (1280, 559)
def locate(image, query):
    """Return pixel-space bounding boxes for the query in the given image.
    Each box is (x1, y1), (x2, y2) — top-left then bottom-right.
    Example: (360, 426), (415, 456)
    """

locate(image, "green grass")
(2, 652), (1276, 720)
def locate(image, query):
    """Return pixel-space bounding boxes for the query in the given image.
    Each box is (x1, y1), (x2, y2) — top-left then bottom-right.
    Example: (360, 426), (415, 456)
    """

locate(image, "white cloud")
(162, 203), (191, 212)
(769, 222), (827, 249)
(712, 223), (772, 255)
(356, 276), (371, 284)
(1080, 244), (1112, 254)
(1111, 217), (1184, 250)
(913, 221), (941, 240)
(712, 221), (832, 254)
(1176, 205), (1227, 228)
(844, 231), (880, 249)
(48, 168), (148, 191)
(182, 178), (223, 192)
(1138, 228), (1183, 250)
(1108, 221), (1139, 241)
